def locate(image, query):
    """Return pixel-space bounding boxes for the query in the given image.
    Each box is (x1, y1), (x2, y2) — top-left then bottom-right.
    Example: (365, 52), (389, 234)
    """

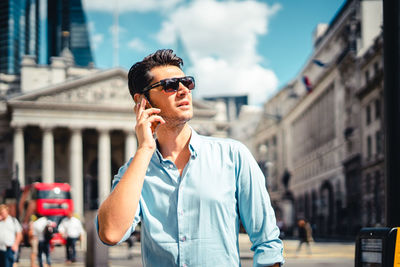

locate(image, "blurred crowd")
(0, 204), (83, 267)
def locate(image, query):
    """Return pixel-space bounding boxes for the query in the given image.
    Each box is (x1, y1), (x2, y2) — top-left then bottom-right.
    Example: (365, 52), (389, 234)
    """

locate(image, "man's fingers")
(139, 108), (161, 121)
(148, 115), (165, 125)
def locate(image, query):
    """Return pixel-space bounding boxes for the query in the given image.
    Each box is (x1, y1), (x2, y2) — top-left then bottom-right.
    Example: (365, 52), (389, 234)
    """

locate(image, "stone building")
(356, 35), (384, 228)
(254, 0), (383, 238)
(0, 53), (227, 218)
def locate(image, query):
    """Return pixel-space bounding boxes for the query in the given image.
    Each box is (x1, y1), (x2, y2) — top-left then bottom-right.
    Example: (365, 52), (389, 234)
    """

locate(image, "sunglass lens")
(162, 77), (195, 92)
(163, 79), (180, 92)
(182, 77), (195, 90)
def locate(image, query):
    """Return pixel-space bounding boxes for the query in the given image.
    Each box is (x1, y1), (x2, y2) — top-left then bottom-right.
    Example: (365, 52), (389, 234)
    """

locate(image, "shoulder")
(10, 217), (22, 231)
(72, 217), (81, 223)
(196, 134), (247, 152)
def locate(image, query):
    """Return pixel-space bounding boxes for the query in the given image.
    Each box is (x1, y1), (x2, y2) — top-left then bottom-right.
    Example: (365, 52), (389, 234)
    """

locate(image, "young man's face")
(0, 207), (8, 221)
(146, 65), (194, 126)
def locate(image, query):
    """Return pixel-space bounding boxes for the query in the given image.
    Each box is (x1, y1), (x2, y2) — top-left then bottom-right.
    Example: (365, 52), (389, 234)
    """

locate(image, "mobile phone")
(140, 95), (160, 134)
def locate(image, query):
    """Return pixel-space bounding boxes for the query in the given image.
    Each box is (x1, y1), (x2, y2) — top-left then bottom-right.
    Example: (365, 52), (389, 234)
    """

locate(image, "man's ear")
(133, 93), (142, 104)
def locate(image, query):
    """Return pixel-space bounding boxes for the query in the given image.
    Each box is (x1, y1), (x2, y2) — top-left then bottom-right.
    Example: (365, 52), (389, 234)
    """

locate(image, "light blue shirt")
(97, 129), (284, 267)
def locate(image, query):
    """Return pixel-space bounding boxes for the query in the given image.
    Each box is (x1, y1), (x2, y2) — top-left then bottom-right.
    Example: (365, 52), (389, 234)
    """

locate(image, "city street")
(16, 234), (355, 267)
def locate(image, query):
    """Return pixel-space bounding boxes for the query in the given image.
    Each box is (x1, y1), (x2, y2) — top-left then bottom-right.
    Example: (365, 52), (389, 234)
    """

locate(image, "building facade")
(254, 0), (383, 238)
(356, 35), (384, 228)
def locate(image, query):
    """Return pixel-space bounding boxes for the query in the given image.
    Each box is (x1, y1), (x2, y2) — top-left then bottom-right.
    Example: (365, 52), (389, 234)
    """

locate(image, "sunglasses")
(142, 76), (195, 93)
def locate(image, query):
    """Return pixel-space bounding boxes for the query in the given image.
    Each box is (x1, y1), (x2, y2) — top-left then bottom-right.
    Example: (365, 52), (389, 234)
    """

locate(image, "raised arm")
(97, 97), (165, 245)
(235, 143), (284, 267)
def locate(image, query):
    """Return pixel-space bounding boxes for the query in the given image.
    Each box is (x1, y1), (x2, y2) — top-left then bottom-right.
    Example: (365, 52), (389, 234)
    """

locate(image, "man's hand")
(11, 243), (18, 252)
(134, 96), (165, 152)
(12, 231), (22, 251)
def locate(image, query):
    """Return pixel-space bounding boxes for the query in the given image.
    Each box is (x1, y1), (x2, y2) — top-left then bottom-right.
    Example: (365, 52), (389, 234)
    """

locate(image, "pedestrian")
(97, 49), (284, 266)
(28, 215), (38, 267)
(0, 204), (22, 267)
(58, 212), (83, 264)
(33, 216), (52, 267)
(296, 219), (313, 255)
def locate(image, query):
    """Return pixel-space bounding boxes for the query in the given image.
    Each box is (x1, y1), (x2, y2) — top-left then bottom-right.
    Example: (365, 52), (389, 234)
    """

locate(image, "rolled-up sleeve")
(235, 143), (284, 266)
(95, 158), (141, 245)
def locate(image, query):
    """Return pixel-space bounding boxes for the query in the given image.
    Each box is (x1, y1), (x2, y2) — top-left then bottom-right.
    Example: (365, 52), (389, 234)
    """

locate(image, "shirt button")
(181, 236), (186, 242)
(179, 210), (184, 216)
(183, 264), (188, 267)
(169, 164), (174, 169)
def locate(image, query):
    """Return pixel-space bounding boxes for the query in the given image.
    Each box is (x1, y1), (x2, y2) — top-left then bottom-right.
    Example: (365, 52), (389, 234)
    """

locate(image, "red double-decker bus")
(9, 183), (74, 246)
(32, 183), (73, 217)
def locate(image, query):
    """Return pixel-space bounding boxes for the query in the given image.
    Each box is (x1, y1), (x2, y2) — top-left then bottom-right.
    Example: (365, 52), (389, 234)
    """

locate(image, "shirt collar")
(154, 125), (199, 163)
(188, 126), (200, 159)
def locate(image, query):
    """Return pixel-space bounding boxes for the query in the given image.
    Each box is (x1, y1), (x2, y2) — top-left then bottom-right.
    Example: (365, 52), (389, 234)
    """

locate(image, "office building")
(47, 0), (93, 67)
(0, 0), (39, 75)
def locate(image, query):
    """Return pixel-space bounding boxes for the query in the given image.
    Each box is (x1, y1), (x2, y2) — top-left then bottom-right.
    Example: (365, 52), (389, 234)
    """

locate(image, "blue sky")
(82, 0), (345, 105)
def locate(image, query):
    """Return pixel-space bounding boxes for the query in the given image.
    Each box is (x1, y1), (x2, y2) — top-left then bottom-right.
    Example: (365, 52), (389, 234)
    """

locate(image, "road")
(16, 234), (355, 266)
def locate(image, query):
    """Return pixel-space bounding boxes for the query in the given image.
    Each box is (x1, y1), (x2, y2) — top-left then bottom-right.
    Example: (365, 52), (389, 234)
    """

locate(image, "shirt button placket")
(177, 180), (185, 267)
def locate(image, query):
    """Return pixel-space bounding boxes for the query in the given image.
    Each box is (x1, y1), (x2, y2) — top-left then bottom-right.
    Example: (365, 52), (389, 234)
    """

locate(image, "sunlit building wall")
(254, 0), (383, 238)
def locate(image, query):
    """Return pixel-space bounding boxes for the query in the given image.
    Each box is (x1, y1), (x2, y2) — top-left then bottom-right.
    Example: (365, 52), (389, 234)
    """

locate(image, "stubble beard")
(148, 98), (193, 129)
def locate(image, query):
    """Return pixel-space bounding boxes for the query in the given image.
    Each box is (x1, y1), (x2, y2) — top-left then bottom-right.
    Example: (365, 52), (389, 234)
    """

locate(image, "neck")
(156, 123), (191, 160)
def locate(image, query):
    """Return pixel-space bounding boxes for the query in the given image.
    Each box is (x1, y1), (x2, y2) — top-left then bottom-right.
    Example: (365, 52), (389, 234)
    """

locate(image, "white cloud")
(128, 38), (146, 52)
(87, 22), (104, 50)
(155, 0), (281, 105)
(193, 57), (278, 106)
(92, 33), (104, 50)
(82, 0), (184, 13)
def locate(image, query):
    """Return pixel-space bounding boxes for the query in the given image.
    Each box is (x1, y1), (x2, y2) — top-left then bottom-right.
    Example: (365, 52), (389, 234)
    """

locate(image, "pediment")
(10, 68), (132, 108)
(37, 76), (131, 107)
(8, 68), (218, 119)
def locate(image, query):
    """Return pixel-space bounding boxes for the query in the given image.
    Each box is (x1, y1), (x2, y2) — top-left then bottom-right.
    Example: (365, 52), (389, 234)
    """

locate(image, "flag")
(302, 76), (313, 93)
(312, 59), (329, 68)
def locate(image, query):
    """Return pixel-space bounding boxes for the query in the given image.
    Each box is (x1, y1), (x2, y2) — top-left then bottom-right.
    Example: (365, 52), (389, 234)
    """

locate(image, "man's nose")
(177, 82), (190, 95)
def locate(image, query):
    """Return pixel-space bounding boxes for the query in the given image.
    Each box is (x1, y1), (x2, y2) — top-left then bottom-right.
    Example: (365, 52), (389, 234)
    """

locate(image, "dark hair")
(128, 49), (184, 99)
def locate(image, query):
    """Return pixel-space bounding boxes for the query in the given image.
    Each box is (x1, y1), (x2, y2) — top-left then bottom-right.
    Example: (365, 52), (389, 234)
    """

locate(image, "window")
(365, 70), (370, 83)
(374, 62), (379, 76)
(272, 135), (277, 146)
(366, 105), (371, 125)
(376, 131), (382, 155)
(366, 173), (371, 193)
(367, 135), (372, 159)
(375, 99), (381, 119)
(374, 171), (381, 223)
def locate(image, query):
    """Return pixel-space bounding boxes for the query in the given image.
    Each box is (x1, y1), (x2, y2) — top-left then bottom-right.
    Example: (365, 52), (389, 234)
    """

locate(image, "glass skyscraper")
(0, 0), (93, 75)
(0, 0), (39, 74)
(47, 0), (93, 67)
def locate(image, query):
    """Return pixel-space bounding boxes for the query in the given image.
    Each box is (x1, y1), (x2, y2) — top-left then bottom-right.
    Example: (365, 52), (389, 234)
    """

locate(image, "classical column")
(13, 126), (25, 186)
(42, 127), (54, 183)
(125, 130), (137, 162)
(98, 129), (111, 204)
(70, 128), (83, 217)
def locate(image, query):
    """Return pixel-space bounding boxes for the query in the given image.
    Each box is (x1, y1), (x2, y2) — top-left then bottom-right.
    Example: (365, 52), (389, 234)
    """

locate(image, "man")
(28, 215), (39, 267)
(296, 219), (312, 256)
(58, 212), (83, 263)
(97, 49), (284, 266)
(33, 216), (52, 267)
(0, 204), (22, 267)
